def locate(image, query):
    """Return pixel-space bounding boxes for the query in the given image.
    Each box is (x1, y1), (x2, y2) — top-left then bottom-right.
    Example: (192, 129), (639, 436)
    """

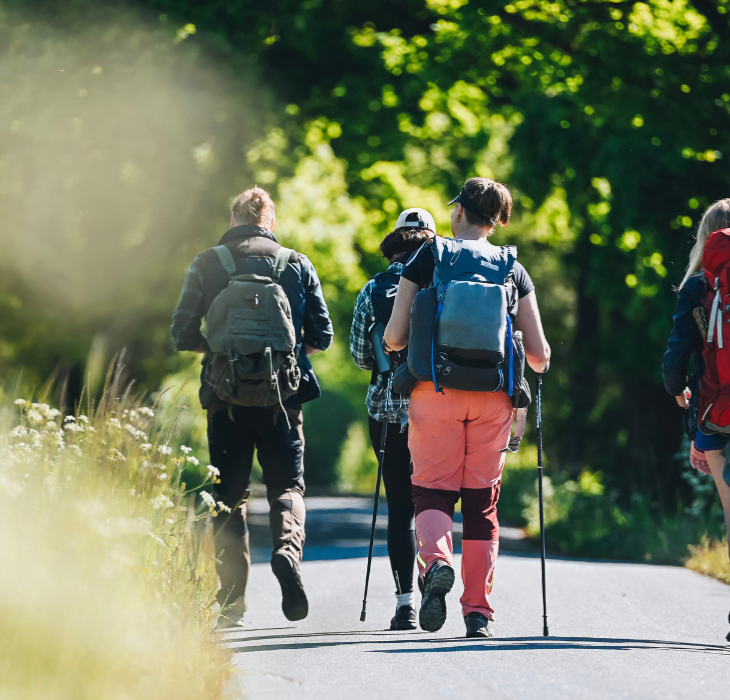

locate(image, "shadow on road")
(226, 629), (730, 656)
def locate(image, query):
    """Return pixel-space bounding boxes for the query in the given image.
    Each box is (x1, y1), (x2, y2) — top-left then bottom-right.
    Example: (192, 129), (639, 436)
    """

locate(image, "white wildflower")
(108, 418), (121, 429)
(77, 415), (89, 423)
(187, 455), (199, 466)
(139, 407), (155, 417)
(158, 473), (167, 480)
(157, 445), (172, 455)
(64, 415), (76, 423)
(200, 491), (215, 508)
(27, 410), (43, 424)
(206, 464), (220, 477)
(14, 398), (26, 406)
(180, 445), (192, 454)
(217, 501), (231, 513)
(109, 449), (126, 462)
(152, 494), (174, 510)
(9, 426), (28, 439)
(140, 443), (152, 452)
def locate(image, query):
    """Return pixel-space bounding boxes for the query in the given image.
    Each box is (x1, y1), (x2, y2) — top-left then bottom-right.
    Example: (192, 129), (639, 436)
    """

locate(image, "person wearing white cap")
(349, 208), (437, 629)
(394, 207), (437, 235)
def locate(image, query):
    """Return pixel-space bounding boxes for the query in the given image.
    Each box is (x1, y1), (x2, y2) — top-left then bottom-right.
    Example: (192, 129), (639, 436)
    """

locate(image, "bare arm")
(384, 277), (420, 351)
(514, 290), (551, 372)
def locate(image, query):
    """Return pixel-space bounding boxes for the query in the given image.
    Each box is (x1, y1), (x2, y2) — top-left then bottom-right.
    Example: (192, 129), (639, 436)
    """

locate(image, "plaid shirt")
(350, 262), (409, 423)
(171, 230), (333, 354)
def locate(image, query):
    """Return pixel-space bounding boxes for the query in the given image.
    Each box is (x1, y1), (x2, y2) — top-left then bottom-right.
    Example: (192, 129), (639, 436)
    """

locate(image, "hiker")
(663, 198), (730, 565)
(171, 187), (333, 628)
(384, 177), (550, 638)
(350, 208), (436, 630)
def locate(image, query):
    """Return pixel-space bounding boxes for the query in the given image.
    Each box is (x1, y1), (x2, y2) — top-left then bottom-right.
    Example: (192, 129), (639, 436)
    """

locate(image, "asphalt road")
(223, 497), (730, 700)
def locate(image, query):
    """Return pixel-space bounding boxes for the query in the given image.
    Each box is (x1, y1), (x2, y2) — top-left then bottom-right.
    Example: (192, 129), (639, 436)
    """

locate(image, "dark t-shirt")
(401, 239), (535, 318)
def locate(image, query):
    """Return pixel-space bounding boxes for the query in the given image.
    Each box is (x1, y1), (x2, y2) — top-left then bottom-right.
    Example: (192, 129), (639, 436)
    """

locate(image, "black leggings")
(368, 416), (416, 595)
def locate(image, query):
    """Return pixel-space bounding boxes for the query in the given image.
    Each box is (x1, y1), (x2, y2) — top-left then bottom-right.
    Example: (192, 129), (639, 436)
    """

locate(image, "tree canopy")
(2, 0), (729, 498)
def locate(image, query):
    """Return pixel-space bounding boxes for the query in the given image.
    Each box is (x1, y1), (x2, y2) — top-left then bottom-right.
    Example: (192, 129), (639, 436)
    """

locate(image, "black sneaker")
(390, 605), (417, 630)
(464, 612), (494, 638)
(418, 561), (455, 632)
(271, 552), (309, 621)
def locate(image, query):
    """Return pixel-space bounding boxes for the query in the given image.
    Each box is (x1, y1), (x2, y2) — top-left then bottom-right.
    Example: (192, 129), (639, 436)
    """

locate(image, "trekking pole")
(536, 373), (549, 637)
(361, 354), (394, 622)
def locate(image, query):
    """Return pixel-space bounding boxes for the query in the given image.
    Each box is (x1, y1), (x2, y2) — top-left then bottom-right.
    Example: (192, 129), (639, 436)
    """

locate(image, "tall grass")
(0, 378), (231, 698)
(686, 539), (730, 585)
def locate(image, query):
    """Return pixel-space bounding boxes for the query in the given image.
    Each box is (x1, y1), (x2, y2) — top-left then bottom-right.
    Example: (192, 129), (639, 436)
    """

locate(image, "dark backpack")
(407, 238), (530, 407)
(371, 268), (407, 366)
(203, 245), (301, 416)
(698, 228), (730, 434)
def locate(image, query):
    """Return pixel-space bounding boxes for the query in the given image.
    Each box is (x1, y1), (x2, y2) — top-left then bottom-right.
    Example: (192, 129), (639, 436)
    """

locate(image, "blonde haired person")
(171, 186), (333, 627)
(663, 199), (730, 577)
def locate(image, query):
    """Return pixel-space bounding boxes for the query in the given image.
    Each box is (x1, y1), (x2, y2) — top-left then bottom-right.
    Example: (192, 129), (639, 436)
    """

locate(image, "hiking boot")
(390, 605), (417, 631)
(271, 552), (309, 621)
(418, 561), (455, 632)
(464, 612), (494, 638)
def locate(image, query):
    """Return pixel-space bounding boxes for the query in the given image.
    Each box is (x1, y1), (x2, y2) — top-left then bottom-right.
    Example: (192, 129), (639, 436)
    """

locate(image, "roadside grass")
(504, 448), (729, 578)
(686, 539), (730, 585)
(0, 378), (231, 698)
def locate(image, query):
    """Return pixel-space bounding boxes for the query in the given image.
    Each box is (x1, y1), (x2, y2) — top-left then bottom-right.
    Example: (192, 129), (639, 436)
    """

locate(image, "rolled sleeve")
(171, 256), (207, 352)
(300, 255), (334, 351)
(350, 282), (375, 371)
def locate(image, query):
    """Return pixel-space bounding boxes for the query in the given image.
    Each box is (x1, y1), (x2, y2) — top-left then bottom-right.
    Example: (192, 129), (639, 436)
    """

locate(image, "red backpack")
(699, 228), (730, 434)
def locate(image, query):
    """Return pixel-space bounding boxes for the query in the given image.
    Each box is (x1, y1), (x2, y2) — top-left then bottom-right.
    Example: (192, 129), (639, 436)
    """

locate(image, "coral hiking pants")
(408, 381), (514, 620)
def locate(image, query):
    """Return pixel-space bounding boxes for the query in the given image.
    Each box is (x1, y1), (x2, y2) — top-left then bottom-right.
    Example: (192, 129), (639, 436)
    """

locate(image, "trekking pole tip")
(543, 620), (549, 637)
(360, 604), (367, 622)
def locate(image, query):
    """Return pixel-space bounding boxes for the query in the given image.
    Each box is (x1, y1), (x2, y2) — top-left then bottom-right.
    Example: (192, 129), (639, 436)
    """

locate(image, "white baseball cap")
(395, 207), (436, 233)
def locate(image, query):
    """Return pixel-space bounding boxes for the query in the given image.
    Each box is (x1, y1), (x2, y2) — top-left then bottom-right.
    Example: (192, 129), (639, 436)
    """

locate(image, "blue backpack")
(407, 237), (529, 407)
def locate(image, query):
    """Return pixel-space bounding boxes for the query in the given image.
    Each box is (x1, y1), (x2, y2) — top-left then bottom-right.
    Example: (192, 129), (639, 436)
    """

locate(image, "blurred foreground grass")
(686, 540), (730, 586)
(0, 377), (230, 698)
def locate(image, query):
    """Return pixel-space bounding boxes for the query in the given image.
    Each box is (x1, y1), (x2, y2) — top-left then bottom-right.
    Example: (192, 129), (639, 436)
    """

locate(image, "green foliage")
(4, 0), (730, 512)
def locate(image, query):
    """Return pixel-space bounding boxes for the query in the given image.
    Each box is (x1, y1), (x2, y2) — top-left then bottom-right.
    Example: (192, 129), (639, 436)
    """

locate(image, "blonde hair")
(231, 186), (275, 227)
(680, 198), (730, 289)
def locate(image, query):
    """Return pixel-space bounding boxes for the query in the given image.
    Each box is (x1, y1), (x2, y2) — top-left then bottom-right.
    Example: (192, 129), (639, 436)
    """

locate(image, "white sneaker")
(214, 596), (246, 630)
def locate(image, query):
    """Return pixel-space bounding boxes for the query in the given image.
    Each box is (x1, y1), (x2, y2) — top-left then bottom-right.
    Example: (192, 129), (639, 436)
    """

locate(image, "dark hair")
(380, 227), (434, 263)
(461, 177), (512, 229)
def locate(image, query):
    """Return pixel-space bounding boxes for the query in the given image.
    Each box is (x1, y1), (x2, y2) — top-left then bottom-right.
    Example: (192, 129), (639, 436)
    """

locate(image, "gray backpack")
(408, 237), (529, 407)
(203, 245), (301, 418)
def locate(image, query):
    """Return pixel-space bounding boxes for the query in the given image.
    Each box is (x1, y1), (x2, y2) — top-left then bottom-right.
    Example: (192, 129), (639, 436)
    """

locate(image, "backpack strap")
(213, 245), (237, 279)
(502, 245), (517, 279)
(272, 247), (293, 282)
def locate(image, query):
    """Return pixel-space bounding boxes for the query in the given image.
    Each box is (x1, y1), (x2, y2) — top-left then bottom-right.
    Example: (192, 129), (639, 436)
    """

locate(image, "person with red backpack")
(664, 199), (730, 575)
